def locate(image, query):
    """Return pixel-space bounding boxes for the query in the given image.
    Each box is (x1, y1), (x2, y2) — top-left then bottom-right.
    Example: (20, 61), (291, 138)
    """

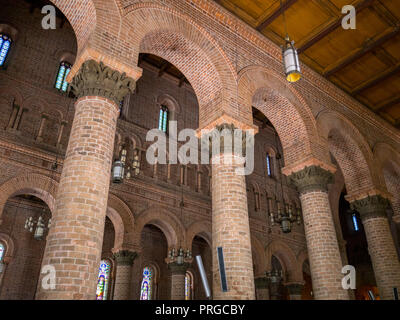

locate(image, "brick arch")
(0, 173), (58, 223)
(317, 110), (378, 198)
(121, 3), (240, 129)
(238, 66), (328, 167)
(107, 193), (135, 251)
(374, 143), (400, 217)
(185, 220), (211, 249)
(296, 249), (309, 282)
(48, 0), (96, 53)
(134, 206), (185, 249)
(0, 86), (23, 106)
(266, 240), (302, 282)
(251, 235), (267, 277)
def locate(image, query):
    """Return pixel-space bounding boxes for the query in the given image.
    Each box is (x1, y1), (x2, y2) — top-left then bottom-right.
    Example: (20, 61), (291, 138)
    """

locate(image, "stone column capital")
(113, 250), (137, 266)
(69, 60), (136, 105)
(168, 262), (190, 275)
(288, 165), (334, 194)
(199, 123), (255, 157)
(254, 277), (269, 289)
(350, 195), (390, 221)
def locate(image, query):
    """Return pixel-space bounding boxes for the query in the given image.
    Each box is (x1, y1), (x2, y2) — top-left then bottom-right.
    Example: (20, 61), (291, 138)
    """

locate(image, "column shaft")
(211, 151), (255, 300)
(113, 251), (136, 300)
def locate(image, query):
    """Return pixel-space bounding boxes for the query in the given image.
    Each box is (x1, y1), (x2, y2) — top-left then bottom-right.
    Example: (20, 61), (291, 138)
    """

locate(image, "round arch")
(0, 232), (15, 262)
(317, 110), (379, 197)
(120, 3), (241, 129)
(134, 206), (185, 249)
(0, 173), (58, 222)
(238, 65), (328, 167)
(251, 235), (267, 277)
(185, 220), (212, 249)
(266, 240), (301, 282)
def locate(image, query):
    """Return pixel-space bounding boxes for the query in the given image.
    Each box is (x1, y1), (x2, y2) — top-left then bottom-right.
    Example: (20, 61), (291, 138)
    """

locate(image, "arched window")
(0, 242), (5, 262)
(0, 34), (12, 66)
(185, 272), (193, 300)
(96, 259), (111, 300)
(55, 61), (71, 92)
(158, 105), (168, 133)
(140, 266), (153, 300)
(352, 213), (360, 232)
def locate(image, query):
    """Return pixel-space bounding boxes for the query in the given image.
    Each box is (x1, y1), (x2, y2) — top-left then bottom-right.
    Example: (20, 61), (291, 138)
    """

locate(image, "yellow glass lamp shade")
(282, 37), (302, 83)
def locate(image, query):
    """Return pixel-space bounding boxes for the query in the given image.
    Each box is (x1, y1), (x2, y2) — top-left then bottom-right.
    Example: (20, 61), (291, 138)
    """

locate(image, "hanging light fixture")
(132, 149), (140, 176)
(112, 147), (127, 183)
(24, 208), (52, 241)
(280, 0), (301, 82)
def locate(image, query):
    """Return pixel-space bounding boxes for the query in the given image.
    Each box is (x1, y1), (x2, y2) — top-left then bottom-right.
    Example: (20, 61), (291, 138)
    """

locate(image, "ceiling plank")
(298, 0), (375, 54)
(324, 26), (400, 77)
(256, 0), (299, 32)
(352, 63), (400, 95)
(158, 61), (170, 77)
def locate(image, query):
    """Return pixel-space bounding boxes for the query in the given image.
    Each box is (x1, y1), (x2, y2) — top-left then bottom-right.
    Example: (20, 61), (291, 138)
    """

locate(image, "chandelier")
(168, 247), (192, 265)
(266, 268), (283, 285)
(25, 209), (52, 240)
(270, 201), (301, 233)
(112, 146), (140, 183)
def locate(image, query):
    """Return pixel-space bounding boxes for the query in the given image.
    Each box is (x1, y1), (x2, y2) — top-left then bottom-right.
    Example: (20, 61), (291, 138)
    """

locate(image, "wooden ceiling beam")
(256, 0), (299, 32)
(298, 0), (375, 54)
(352, 63), (400, 95)
(158, 61), (170, 77)
(324, 26), (400, 77)
(375, 95), (400, 112)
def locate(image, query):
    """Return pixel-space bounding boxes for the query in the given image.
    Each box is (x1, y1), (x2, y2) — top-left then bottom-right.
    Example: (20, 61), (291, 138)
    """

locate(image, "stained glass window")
(0, 34), (12, 67)
(352, 213), (359, 232)
(158, 105), (168, 133)
(96, 259), (111, 300)
(185, 272), (192, 300)
(266, 154), (272, 177)
(55, 61), (71, 92)
(0, 243), (4, 261)
(140, 267), (153, 300)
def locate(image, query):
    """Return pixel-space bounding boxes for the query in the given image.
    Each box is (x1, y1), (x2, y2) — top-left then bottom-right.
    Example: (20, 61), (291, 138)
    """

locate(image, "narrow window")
(352, 213), (359, 232)
(140, 267), (153, 300)
(0, 243), (4, 262)
(266, 154), (272, 177)
(0, 34), (12, 66)
(158, 105), (168, 133)
(96, 259), (111, 300)
(55, 61), (71, 92)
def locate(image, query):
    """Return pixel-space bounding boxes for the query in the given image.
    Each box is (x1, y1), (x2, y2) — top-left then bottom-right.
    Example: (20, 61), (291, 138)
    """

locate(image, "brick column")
(254, 277), (269, 300)
(288, 166), (349, 300)
(286, 283), (304, 300)
(168, 262), (190, 300)
(209, 123), (255, 300)
(112, 250), (137, 300)
(351, 195), (400, 300)
(36, 60), (135, 300)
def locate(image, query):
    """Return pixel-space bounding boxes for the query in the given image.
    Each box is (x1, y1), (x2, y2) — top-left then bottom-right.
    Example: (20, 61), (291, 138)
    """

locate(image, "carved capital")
(350, 195), (390, 222)
(288, 165), (334, 194)
(254, 277), (269, 289)
(113, 250), (137, 266)
(168, 262), (190, 275)
(69, 60), (136, 105)
(202, 123), (254, 157)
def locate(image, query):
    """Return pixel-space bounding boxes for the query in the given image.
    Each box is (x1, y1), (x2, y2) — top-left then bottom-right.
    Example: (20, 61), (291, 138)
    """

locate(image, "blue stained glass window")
(55, 61), (71, 92)
(266, 154), (272, 177)
(96, 260), (111, 300)
(0, 243), (4, 261)
(0, 34), (12, 67)
(158, 106), (168, 133)
(185, 272), (192, 300)
(352, 213), (359, 232)
(140, 267), (153, 300)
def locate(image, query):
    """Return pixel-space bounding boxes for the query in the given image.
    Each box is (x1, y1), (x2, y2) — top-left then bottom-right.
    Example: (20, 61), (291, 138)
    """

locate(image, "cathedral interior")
(0, 0), (399, 301)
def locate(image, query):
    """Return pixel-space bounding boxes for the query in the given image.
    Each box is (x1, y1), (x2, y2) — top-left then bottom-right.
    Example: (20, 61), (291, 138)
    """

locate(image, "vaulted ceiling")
(214, 0), (400, 129)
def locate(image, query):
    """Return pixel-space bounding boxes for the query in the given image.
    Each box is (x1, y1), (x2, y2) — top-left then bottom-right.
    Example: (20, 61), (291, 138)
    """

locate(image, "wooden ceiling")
(214, 0), (400, 129)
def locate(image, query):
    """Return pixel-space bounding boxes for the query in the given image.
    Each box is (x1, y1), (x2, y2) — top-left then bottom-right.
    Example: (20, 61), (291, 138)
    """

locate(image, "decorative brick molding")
(350, 195), (390, 221)
(69, 60), (136, 105)
(288, 165), (334, 194)
(168, 262), (190, 275)
(113, 250), (137, 266)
